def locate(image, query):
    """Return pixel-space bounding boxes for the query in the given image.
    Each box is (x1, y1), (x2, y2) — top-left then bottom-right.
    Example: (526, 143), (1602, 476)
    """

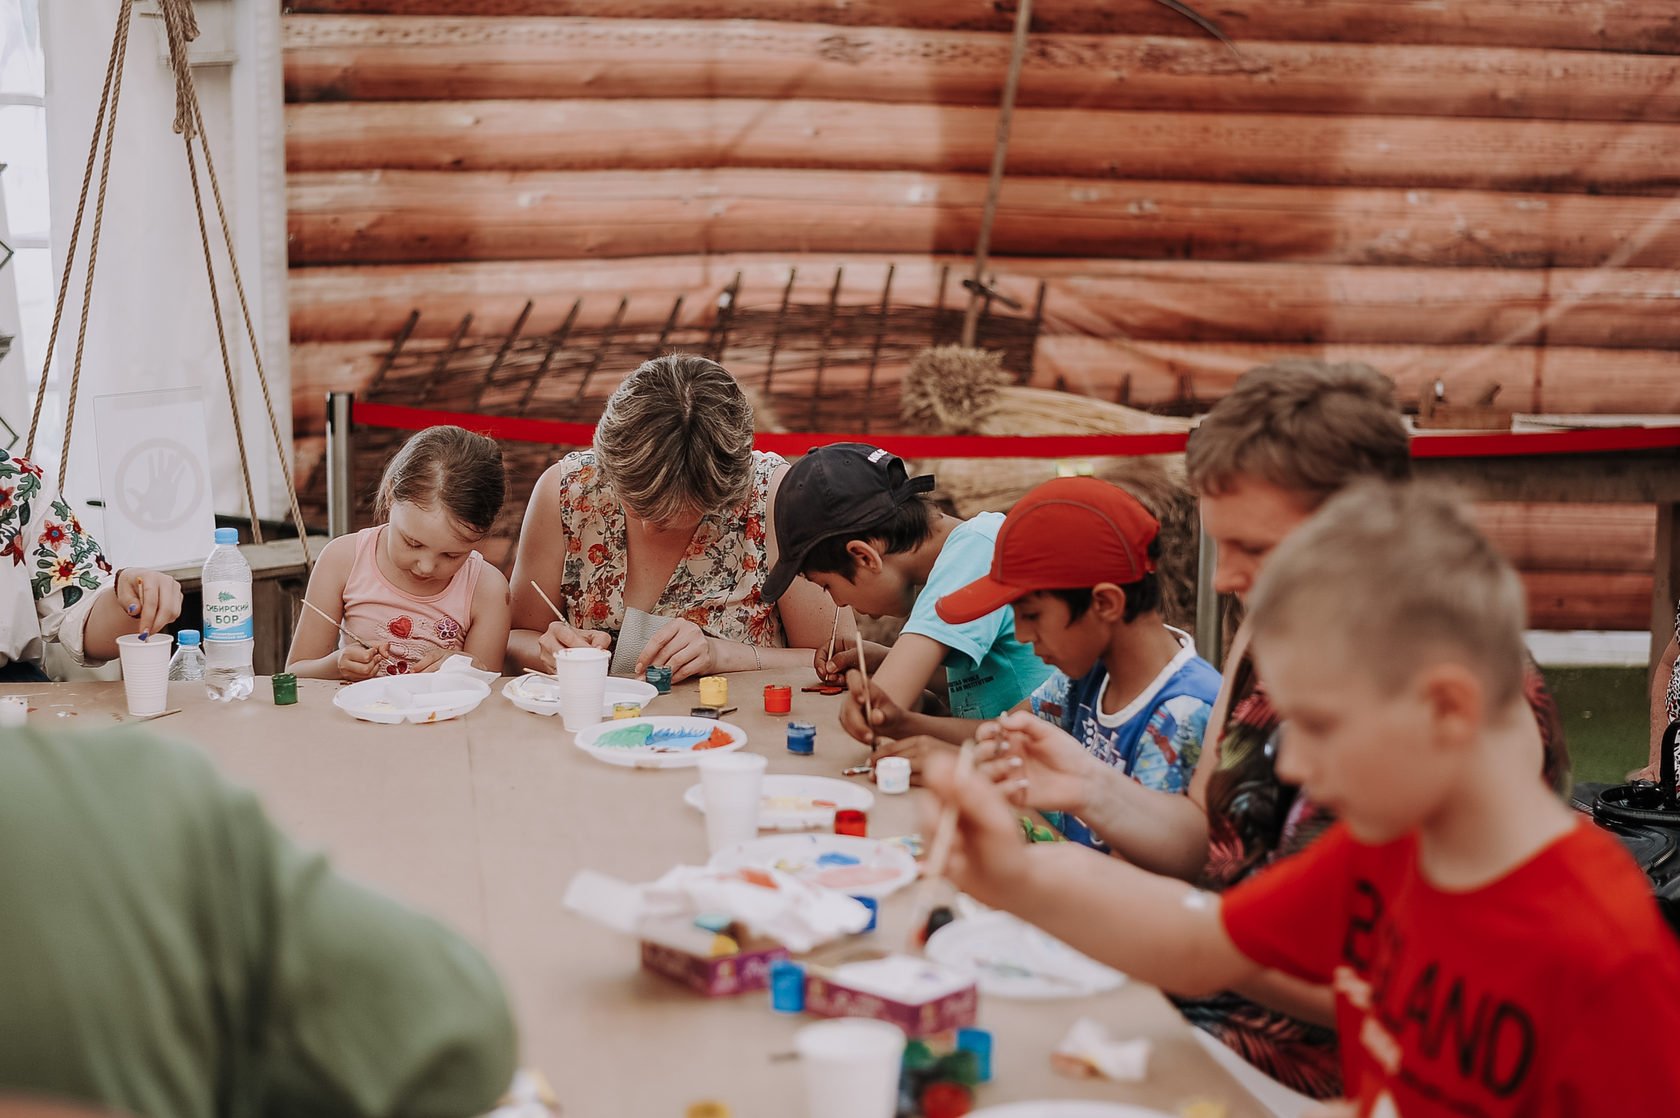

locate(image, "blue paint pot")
(644, 665), (673, 693)
(956, 1028), (993, 1082)
(769, 959), (806, 1013)
(786, 720), (816, 755)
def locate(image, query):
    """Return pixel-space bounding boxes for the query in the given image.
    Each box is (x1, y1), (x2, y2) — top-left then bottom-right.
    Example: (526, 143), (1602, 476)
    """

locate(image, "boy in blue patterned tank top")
(937, 477), (1221, 849)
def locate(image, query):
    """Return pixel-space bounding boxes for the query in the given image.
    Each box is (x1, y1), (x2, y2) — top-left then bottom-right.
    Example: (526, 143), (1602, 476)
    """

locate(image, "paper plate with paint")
(682, 774), (876, 831)
(333, 672), (492, 725)
(503, 674), (659, 719)
(969, 1104), (1173, 1118)
(707, 833), (917, 899)
(572, 715), (747, 769)
(924, 910), (1124, 999)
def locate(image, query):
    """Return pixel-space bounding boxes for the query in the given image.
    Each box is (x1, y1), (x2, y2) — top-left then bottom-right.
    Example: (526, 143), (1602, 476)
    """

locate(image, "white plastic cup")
(551, 646), (610, 731)
(794, 1018), (906, 1118)
(0, 695), (27, 728)
(116, 633), (175, 717)
(699, 751), (768, 853)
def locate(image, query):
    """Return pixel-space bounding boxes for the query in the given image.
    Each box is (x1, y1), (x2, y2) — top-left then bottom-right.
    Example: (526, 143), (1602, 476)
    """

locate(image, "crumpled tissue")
(435, 654), (499, 683)
(563, 864), (872, 954)
(1052, 1017), (1152, 1081)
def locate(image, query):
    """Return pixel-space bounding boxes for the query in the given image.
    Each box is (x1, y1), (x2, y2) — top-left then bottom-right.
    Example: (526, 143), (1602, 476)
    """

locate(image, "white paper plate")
(333, 671), (492, 725)
(707, 833), (918, 899)
(503, 674), (659, 719)
(572, 715), (747, 769)
(682, 774), (875, 831)
(970, 1105), (1173, 1118)
(924, 910), (1125, 999)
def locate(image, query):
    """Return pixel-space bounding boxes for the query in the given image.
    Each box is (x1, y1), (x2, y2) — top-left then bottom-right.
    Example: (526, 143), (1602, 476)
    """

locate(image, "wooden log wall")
(283, 0), (1680, 631)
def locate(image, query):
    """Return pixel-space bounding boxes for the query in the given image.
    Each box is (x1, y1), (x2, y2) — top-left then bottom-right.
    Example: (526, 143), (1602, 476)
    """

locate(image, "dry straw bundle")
(901, 346), (1200, 630)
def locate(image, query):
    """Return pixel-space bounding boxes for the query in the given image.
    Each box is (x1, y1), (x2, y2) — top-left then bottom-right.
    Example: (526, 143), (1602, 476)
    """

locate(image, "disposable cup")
(794, 1018), (905, 1118)
(551, 646), (610, 731)
(116, 633), (175, 717)
(699, 751), (768, 853)
(0, 695), (27, 728)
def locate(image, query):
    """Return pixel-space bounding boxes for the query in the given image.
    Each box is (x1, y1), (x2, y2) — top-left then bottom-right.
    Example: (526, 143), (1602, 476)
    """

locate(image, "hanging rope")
(160, 0), (314, 562)
(31, 0), (314, 570)
(26, 0), (133, 476)
(157, 0), (263, 544)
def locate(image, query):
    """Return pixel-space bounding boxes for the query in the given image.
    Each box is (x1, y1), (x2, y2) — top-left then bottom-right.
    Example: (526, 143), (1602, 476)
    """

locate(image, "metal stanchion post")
(326, 392), (353, 539)
(1194, 512), (1223, 669)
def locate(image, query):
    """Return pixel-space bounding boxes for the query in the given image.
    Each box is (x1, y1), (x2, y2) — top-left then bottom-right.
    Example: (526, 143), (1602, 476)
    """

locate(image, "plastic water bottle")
(168, 629), (206, 682)
(202, 527), (255, 701)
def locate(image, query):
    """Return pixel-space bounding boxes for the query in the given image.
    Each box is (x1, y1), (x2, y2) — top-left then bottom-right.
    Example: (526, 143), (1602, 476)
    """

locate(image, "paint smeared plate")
(333, 672), (491, 725)
(573, 715), (746, 769)
(503, 674), (659, 719)
(683, 774), (875, 831)
(969, 1105), (1173, 1118)
(707, 832), (917, 899)
(924, 910), (1124, 999)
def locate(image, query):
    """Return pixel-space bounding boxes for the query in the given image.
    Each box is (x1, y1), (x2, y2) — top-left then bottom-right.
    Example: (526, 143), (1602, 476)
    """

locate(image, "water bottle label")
(203, 580), (253, 640)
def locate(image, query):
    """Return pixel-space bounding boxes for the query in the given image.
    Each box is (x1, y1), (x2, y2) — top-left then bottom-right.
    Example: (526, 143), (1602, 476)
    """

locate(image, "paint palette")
(572, 715), (747, 769)
(707, 833), (918, 899)
(682, 774), (875, 831)
(503, 674), (659, 719)
(333, 672), (492, 725)
(924, 910), (1125, 999)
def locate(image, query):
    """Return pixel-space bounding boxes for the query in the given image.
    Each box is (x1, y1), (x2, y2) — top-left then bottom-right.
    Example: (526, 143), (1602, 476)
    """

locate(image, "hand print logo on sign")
(115, 438), (205, 531)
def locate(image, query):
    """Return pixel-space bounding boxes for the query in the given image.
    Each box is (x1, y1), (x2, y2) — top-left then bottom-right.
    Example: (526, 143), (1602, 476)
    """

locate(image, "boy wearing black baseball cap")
(763, 444), (1052, 737)
(937, 476), (1221, 846)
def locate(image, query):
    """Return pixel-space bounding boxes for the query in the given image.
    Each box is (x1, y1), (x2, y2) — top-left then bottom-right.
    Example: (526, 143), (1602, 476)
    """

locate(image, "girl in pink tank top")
(286, 427), (513, 680)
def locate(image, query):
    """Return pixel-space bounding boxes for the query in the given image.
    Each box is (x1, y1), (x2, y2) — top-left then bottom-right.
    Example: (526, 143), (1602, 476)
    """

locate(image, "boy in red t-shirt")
(923, 482), (1680, 1117)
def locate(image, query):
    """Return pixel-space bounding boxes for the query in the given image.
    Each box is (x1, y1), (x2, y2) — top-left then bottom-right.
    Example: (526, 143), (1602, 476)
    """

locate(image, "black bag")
(1582, 721), (1680, 937)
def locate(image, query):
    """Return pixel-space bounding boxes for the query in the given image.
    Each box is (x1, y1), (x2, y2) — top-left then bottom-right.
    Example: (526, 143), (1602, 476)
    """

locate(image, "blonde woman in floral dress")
(507, 354), (838, 682)
(0, 450), (182, 681)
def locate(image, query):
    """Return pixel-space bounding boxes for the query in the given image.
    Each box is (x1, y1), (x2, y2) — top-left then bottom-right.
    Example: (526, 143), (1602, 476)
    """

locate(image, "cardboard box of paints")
(638, 919), (790, 997)
(804, 954), (978, 1037)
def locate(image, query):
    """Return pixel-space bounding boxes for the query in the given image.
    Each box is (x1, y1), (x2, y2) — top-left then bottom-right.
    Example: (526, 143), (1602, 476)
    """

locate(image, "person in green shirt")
(0, 727), (516, 1118)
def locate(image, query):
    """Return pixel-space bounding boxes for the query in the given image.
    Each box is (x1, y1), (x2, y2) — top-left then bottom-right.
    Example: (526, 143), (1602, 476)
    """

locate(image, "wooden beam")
(285, 168), (1680, 267)
(286, 256), (1680, 350)
(1033, 337), (1680, 414)
(285, 255), (1680, 351)
(281, 18), (1680, 123)
(1414, 450), (1680, 505)
(284, 100), (1680, 195)
(290, 337), (1680, 437)
(278, 2), (1680, 54)
(1473, 502), (1655, 573)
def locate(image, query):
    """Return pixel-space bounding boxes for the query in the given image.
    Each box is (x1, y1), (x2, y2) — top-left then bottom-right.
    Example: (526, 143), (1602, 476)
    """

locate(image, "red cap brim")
(935, 575), (1030, 626)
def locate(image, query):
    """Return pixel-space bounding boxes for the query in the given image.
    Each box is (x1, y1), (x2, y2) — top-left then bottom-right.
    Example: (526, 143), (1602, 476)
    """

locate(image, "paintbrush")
(906, 740), (975, 951)
(854, 629), (876, 743)
(825, 609), (840, 670)
(295, 595), (375, 650)
(529, 580), (567, 624)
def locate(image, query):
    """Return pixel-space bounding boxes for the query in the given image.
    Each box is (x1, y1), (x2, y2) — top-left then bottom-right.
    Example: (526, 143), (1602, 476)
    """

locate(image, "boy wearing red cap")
(936, 477), (1221, 847)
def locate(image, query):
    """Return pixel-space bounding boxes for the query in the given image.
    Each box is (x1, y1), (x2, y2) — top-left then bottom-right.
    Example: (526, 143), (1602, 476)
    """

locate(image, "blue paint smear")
(814, 852), (861, 868)
(594, 723), (715, 752)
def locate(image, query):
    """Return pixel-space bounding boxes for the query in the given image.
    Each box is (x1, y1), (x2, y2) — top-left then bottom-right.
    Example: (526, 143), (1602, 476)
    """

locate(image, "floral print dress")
(553, 450), (787, 648)
(0, 451), (114, 670)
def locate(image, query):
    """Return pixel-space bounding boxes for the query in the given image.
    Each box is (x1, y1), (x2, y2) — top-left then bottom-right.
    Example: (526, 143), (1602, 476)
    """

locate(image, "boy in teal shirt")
(762, 444), (1051, 741)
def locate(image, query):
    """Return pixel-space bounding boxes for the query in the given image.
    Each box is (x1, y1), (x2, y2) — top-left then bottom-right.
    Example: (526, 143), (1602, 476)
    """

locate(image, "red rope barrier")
(350, 401), (1680, 461)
